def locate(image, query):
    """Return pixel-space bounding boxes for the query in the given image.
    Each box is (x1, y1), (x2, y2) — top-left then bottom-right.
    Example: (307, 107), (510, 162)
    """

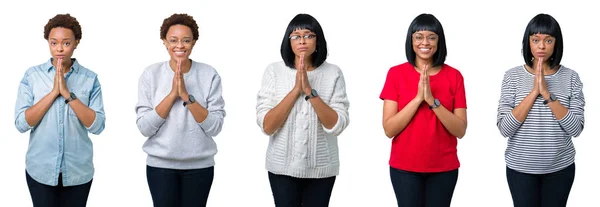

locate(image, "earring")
(550, 57), (554, 61)
(315, 49), (318, 53)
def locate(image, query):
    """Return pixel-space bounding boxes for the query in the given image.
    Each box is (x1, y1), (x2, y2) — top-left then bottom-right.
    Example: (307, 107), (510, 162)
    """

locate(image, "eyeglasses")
(413, 33), (438, 44)
(166, 38), (194, 46)
(289, 34), (317, 41)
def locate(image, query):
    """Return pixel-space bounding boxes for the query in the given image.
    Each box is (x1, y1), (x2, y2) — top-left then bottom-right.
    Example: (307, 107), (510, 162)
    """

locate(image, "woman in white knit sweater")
(256, 13), (350, 207)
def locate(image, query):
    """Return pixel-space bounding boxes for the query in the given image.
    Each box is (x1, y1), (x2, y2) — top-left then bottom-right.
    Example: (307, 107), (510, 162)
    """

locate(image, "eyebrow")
(49, 38), (72, 41)
(168, 36), (193, 39)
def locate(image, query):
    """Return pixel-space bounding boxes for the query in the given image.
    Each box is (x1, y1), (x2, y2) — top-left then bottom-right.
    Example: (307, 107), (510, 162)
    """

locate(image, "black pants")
(26, 171), (92, 207)
(146, 165), (214, 207)
(268, 172), (336, 207)
(390, 167), (458, 207)
(507, 163), (575, 207)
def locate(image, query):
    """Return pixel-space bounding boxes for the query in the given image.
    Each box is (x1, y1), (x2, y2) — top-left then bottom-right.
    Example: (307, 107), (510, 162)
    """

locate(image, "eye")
(415, 35), (424, 40)
(183, 39), (192, 43)
(546, 39), (553, 44)
(305, 34), (316, 39)
(289, 35), (300, 40)
(50, 42), (57, 46)
(169, 39), (177, 43)
(428, 36), (438, 41)
(532, 39), (539, 43)
(64, 42), (71, 46)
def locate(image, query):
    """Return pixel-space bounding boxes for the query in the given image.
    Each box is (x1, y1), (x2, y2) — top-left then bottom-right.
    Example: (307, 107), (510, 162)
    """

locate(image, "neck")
(295, 56), (315, 71)
(532, 59), (554, 71)
(52, 58), (73, 73)
(170, 58), (192, 73)
(415, 58), (433, 71)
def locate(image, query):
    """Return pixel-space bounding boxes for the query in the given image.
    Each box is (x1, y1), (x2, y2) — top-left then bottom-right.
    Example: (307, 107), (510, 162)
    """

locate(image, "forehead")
(291, 28), (313, 34)
(49, 27), (74, 39)
(414, 30), (437, 35)
(530, 33), (555, 38)
(167, 24), (193, 36)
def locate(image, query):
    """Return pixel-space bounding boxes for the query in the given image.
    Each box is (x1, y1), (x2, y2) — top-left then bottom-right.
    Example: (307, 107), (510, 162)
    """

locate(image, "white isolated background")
(0, 0), (597, 206)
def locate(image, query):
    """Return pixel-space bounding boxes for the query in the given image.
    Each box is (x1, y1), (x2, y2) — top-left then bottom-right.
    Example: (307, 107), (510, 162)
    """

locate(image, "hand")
(531, 58), (541, 96)
(57, 58), (70, 99)
(299, 55), (312, 96)
(176, 59), (189, 100)
(293, 53), (305, 95)
(422, 65), (434, 105)
(169, 61), (179, 99)
(536, 58), (550, 99)
(416, 65), (425, 102)
(51, 60), (61, 98)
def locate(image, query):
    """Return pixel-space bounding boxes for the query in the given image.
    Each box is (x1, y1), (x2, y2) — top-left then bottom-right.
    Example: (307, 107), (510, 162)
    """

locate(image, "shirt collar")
(45, 58), (81, 73)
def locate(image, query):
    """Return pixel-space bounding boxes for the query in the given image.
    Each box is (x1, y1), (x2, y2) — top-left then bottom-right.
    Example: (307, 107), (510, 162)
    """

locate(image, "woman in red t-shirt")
(380, 13), (468, 207)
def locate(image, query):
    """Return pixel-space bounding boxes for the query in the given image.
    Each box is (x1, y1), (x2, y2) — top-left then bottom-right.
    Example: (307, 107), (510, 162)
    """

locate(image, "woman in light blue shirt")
(14, 13), (106, 207)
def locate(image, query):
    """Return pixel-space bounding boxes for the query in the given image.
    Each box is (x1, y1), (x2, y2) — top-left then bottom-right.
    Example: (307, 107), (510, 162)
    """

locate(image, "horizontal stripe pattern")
(496, 65), (585, 174)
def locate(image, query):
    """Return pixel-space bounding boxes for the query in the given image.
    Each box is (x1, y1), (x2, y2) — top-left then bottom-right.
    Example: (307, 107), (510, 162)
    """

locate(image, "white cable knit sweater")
(256, 61), (350, 179)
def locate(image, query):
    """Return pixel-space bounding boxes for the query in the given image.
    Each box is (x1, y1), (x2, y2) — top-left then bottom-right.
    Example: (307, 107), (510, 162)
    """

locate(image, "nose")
(298, 37), (306, 44)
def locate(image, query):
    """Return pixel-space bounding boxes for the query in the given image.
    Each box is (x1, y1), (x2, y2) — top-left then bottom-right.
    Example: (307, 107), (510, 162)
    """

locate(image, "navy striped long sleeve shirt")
(497, 65), (585, 174)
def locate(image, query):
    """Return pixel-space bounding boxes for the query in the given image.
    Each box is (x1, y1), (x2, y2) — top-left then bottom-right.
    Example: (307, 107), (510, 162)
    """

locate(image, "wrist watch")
(64, 92), (77, 104)
(304, 89), (319, 101)
(429, 98), (441, 109)
(543, 93), (557, 105)
(183, 95), (196, 107)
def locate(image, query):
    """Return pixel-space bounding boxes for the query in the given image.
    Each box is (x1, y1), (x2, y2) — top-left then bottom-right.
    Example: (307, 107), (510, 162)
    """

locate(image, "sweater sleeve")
(256, 65), (277, 135)
(496, 71), (522, 138)
(322, 69), (350, 136)
(135, 69), (166, 138)
(198, 72), (226, 137)
(557, 71), (585, 137)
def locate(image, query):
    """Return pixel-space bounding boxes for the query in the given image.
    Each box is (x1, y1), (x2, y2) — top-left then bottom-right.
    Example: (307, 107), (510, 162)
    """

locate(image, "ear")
(74, 40), (80, 49)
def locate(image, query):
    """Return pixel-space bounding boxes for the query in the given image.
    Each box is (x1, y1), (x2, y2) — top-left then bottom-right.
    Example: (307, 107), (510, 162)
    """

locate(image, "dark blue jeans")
(268, 172), (336, 207)
(146, 165), (214, 207)
(390, 167), (458, 207)
(507, 163), (575, 207)
(26, 171), (92, 207)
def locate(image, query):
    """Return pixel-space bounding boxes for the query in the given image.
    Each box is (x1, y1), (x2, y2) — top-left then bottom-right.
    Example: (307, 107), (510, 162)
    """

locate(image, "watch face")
(70, 92), (77, 99)
(189, 95), (195, 102)
(311, 89), (318, 97)
(434, 99), (440, 106)
(550, 94), (556, 101)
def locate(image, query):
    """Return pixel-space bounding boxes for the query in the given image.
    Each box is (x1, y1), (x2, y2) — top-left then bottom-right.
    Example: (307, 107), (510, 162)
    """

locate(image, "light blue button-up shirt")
(14, 58), (105, 187)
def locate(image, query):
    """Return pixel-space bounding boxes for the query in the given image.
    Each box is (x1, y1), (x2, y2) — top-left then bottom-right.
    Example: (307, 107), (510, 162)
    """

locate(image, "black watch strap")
(65, 92), (77, 104)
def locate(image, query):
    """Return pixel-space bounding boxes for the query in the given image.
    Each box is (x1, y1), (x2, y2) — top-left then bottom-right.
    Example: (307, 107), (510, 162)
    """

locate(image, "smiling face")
(529, 33), (556, 61)
(289, 28), (317, 58)
(412, 30), (438, 62)
(163, 24), (196, 62)
(48, 27), (78, 62)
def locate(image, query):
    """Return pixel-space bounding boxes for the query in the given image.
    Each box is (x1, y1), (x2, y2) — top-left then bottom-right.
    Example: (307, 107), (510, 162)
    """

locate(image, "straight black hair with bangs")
(522, 13), (563, 68)
(280, 13), (328, 69)
(405, 13), (447, 67)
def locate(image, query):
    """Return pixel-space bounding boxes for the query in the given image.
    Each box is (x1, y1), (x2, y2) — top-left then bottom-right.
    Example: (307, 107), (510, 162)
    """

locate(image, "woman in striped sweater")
(496, 13), (585, 207)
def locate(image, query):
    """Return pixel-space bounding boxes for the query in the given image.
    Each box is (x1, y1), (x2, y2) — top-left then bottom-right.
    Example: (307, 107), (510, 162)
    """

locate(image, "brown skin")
(154, 24), (209, 123)
(25, 27), (96, 128)
(262, 29), (338, 135)
(382, 30), (467, 139)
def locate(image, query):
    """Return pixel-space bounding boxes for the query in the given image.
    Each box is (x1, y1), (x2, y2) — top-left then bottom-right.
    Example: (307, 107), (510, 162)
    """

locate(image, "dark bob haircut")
(160, 13), (199, 40)
(405, 13), (447, 68)
(280, 13), (328, 69)
(44, 14), (82, 40)
(522, 13), (563, 68)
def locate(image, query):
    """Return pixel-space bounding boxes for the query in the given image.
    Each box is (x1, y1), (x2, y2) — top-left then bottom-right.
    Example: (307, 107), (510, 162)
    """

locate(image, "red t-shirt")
(380, 62), (467, 173)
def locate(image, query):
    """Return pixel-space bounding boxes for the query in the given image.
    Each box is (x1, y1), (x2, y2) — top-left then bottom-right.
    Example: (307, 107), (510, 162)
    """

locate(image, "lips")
(174, 51), (187, 57)
(418, 48), (432, 53)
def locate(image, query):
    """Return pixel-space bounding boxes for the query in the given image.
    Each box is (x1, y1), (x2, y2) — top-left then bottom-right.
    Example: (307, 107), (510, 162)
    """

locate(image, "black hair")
(405, 13), (447, 67)
(280, 13), (328, 68)
(522, 13), (563, 68)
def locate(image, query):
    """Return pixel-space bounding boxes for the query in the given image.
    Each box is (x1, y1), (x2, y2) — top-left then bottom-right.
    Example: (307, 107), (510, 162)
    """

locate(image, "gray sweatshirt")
(136, 61), (225, 169)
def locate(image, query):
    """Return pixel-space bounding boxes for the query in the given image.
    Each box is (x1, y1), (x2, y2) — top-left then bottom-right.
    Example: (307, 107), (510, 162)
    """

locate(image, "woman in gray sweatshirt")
(135, 13), (226, 207)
